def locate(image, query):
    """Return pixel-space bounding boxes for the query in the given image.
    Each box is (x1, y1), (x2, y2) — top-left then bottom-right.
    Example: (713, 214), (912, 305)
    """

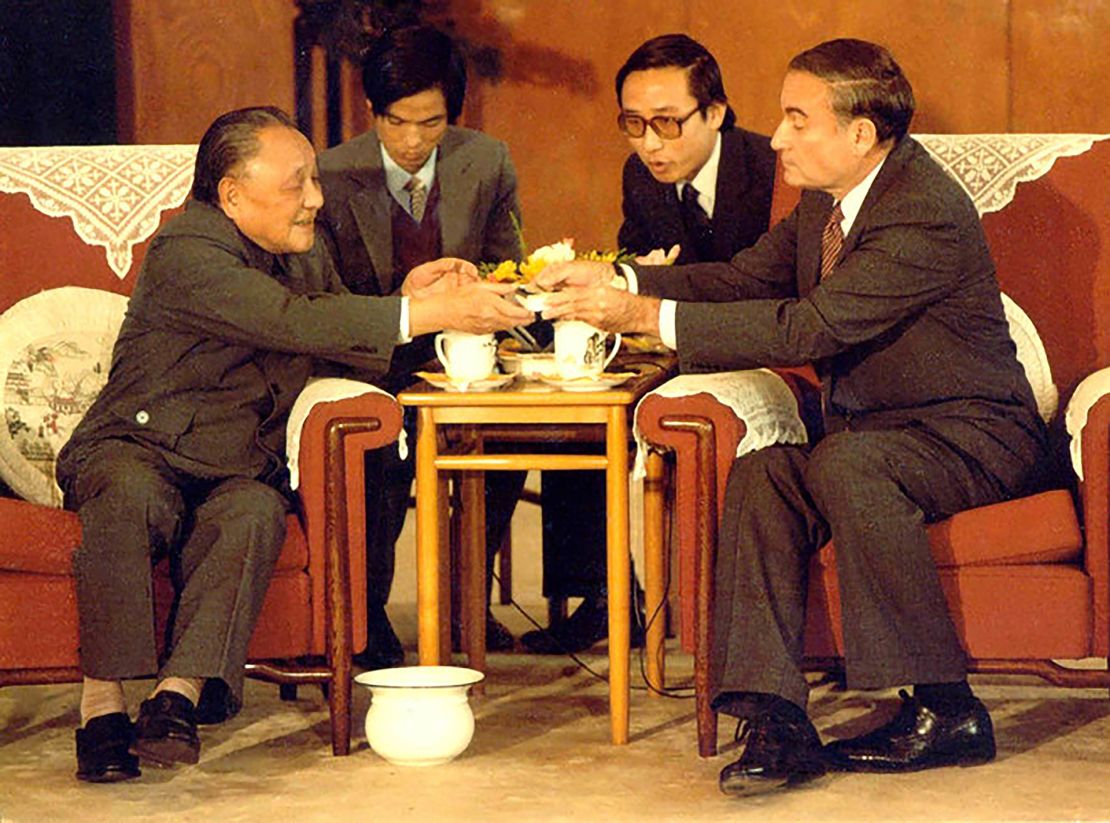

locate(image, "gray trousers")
(67, 439), (288, 713)
(710, 427), (1018, 712)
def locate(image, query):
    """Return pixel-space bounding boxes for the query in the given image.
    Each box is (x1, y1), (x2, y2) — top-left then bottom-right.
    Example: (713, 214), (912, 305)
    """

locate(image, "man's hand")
(409, 281), (534, 337)
(401, 257), (479, 299)
(635, 244), (680, 266)
(532, 259), (612, 292)
(541, 282), (661, 336)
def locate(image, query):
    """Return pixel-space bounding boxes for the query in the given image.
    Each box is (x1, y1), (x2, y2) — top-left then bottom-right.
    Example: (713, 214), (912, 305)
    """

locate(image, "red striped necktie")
(820, 203), (845, 280)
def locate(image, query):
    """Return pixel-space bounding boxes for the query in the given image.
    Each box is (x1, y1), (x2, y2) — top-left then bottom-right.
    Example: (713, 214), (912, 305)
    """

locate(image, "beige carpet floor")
(3, 478), (1110, 822)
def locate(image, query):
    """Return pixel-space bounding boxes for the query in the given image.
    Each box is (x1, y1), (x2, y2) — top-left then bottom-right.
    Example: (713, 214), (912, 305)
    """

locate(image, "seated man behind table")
(318, 24), (528, 665)
(536, 39), (1048, 796)
(58, 106), (531, 784)
(521, 33), (776, 654)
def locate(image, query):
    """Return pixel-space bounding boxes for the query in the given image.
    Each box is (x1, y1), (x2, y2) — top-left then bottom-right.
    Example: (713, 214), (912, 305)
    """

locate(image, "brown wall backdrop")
(118, 0), (1110, 252)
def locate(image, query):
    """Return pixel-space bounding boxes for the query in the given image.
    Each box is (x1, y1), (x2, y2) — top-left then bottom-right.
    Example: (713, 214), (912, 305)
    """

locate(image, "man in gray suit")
(536, 39), (1048, 796)
(318, 25), (526, 666)
(59, 106), (530, 783)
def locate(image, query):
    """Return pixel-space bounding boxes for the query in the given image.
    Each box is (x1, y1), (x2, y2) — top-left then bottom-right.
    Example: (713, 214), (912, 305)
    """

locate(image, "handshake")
(401, 240), (676, 339)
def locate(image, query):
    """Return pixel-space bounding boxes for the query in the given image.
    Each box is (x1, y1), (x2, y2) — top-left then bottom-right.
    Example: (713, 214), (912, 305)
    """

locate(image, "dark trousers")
(67, 439), (288, 713)
(710, 427), (1017, 711)
(540, 467), (608, 599)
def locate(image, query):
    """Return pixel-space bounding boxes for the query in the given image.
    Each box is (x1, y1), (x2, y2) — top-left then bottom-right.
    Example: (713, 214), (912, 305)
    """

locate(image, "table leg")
(643, 449), (666, 695)
(606, 407), (630, 745)
(415, 407), (441, 665)
(459, 437), (487, 686)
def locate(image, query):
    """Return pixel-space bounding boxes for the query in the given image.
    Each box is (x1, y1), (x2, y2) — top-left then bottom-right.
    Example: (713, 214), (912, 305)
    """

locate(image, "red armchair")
(637, 134), (1110, 756)
(0, 145), (403, 755)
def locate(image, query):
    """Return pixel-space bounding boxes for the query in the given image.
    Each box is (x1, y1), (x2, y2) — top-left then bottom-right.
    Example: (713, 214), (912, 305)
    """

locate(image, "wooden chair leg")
(279, 683), (298, 701)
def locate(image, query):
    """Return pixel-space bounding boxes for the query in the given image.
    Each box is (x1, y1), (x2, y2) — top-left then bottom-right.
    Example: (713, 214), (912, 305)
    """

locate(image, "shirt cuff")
(617, 262), (638, 294)
(658, 299), (678, 350)
(399, 296), (412, 343)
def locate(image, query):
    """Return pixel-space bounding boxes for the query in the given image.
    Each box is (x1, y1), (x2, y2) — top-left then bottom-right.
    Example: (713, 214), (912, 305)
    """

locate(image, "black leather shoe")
(825, 690), (995, 772)
(719, 713), (827, 796)
(520, 596), (644, 654)
(354, 604), (405, 670)
(75, 713), (141, 783)
(194, 679), (239, 726)
(130, 691), (200, 767)
(451, 611), (515, 653)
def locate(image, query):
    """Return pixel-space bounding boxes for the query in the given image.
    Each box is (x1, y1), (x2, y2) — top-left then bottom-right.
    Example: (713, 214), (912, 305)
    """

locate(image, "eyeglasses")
(617, 106), (702, 140)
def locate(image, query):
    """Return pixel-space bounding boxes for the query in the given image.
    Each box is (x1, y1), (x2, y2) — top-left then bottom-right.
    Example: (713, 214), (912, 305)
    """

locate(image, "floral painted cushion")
(0, 287), (128, 506)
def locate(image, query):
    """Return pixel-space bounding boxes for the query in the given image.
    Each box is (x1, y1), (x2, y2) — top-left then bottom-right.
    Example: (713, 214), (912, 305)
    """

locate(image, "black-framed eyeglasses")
(617, 106), (703, 140)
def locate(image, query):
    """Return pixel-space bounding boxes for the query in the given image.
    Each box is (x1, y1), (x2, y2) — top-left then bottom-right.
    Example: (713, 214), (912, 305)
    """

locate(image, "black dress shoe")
(354, 604), (405, 670)
(75, 712), (141, 783)
(451, 611), (515, 653)
(130, 691), (201, 767)
(194, 678), (239, 726)
(352, 645), (405, 670)
(824, 690), (995, 772)
(520, 596), (644, 654)
(719, 712), (827, 796)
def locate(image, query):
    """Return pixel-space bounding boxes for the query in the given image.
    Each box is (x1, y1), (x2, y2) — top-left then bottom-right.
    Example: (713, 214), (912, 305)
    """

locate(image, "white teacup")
(435, 331), (497, 382)
(553, 320), (621, 380)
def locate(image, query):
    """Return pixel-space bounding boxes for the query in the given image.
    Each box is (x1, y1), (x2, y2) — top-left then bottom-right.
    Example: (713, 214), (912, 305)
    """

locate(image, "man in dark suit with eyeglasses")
(522, 34), (776, 654)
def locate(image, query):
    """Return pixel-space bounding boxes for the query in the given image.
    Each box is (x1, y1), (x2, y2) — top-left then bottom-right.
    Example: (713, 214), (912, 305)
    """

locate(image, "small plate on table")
(414, 371), (516, 393)
(536, 372), (637, 392)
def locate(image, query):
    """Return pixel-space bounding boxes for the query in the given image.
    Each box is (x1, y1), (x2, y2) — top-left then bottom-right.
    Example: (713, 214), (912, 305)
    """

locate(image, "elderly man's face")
(220, 125), (323, 254)
(619, 66), (724, 185)
(771, 70), (867, 201)
(374, 87), (449, 174)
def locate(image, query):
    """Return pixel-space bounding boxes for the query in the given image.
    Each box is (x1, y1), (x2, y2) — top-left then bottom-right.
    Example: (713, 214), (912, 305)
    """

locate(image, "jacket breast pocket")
(111, 397), (197, 451)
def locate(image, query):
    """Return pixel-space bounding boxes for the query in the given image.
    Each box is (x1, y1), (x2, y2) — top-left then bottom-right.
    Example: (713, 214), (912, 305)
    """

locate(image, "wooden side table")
(398, 355), (675, 745)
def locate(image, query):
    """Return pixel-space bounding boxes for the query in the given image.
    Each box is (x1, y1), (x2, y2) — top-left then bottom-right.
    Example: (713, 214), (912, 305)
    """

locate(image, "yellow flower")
(488, 260), (520, 282)
(579, 249), (619, 263)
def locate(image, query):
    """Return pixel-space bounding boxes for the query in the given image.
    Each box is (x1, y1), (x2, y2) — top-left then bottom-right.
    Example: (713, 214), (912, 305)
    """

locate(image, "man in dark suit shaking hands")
(524, 34), (776, 655)
(537, 38), (1048, 797)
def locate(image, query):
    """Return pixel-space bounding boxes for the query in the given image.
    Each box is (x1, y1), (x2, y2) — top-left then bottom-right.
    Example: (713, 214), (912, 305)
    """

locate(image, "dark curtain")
(0, 0), (116, 146)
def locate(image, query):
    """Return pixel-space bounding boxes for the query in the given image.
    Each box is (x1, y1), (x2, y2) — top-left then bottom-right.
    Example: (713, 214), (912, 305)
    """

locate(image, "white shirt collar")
(676, 131), (722, 218)
(836, 155), (887, 235)
(381, 143), (438, 213)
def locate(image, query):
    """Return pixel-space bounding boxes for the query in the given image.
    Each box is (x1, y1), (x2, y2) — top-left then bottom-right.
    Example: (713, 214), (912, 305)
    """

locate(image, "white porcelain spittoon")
(354, 666), (485, 766)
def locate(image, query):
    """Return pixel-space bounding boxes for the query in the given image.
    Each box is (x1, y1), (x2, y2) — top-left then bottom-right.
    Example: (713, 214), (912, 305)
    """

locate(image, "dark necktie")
(405, 176), (427, 222)
(680, 183), (714, 261)
(820, 203), (845, 280)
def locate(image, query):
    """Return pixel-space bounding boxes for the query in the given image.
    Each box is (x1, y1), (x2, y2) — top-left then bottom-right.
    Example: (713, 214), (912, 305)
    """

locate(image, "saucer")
(536, 372), (636, 392)
(415, 371), (516, 392)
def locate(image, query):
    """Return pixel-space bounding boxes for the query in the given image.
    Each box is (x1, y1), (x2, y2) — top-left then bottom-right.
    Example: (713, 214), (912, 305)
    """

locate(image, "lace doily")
(0, 145), (197, 279)
(916, 134), (1109, 215)
(285, 377), (406, 490)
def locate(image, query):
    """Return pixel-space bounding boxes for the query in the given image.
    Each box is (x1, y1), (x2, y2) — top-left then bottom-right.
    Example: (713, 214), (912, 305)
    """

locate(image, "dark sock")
(913, 681), (976, 715)
(713, 691), (808, 727)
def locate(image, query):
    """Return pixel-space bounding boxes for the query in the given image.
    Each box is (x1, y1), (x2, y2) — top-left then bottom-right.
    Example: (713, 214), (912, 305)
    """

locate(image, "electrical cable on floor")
(489, 558), (695, 699)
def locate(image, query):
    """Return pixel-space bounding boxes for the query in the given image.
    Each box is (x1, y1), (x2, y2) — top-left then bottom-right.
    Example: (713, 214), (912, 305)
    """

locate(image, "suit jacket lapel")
(436, 130), (472, 258)
(800, 137), (917, 293)
(345, 134), (395, 294)
(798, 191), (832, 294)
(710, 131), (749, 258)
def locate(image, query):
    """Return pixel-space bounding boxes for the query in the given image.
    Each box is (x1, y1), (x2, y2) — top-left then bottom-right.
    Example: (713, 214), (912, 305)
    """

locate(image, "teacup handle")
(603, 333), (622, 370)
(434, 333), (449, 370)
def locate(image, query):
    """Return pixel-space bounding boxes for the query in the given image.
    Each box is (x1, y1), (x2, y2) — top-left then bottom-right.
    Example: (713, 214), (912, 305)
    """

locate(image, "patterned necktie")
(820, 203), (845, 280)
(405, 176), (427, 223)
(680, 183), (714, 260)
